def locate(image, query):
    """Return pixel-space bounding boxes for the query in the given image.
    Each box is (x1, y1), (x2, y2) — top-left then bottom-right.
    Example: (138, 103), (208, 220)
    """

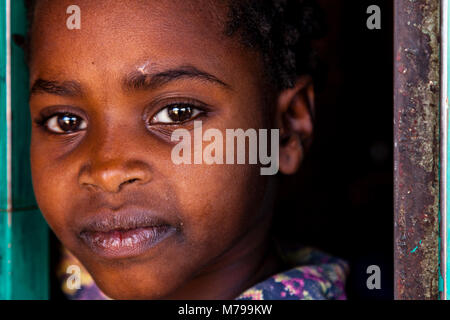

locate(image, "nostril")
(116, 178), (140, 192)
(121, 178), (139, 186)
(79, 161), (152, 193)
(81, 182), (100, 192)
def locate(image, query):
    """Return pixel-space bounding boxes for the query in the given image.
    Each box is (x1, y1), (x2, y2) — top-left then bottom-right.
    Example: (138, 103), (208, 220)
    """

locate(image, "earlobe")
(276, 75), (315, 175)
(279, 133), (304, 175)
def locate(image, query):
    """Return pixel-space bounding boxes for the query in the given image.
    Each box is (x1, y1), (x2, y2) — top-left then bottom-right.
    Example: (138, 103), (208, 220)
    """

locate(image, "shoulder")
(236, 244), (349, 300)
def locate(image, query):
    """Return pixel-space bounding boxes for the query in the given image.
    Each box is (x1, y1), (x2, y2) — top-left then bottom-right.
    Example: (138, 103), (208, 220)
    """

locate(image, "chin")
(89, 269), (178, 300)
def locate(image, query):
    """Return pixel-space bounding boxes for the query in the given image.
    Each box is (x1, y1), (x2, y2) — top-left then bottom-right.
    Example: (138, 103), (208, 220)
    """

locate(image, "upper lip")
(77, 207), (174, 234)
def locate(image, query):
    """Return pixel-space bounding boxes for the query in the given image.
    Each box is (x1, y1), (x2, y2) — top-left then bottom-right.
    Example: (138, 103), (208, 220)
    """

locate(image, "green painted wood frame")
(0, 0), (49, 299)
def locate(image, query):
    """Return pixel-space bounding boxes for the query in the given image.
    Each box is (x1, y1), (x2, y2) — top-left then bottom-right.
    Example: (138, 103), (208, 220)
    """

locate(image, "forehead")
(28, 0), (255, 85)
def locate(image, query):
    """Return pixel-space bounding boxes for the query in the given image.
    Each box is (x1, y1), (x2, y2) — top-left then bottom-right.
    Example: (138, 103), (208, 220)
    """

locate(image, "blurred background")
(272, 0), (393, 300)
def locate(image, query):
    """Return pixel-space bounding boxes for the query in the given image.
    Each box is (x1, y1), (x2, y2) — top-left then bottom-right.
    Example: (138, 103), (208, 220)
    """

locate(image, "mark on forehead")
(137, 61), (155, 75)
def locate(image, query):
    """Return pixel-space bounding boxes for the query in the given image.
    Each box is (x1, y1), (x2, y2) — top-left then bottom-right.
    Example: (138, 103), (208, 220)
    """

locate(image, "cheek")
(170, 160), (266, 253)
(162, 101), (271, 256)
(30, 134), (77, 236)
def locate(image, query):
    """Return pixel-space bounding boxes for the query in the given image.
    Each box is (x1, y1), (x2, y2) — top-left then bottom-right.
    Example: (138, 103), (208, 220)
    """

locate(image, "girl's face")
(29, 0), (277, 299)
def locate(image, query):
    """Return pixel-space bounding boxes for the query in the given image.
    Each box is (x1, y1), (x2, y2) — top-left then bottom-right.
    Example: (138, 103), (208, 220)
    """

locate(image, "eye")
(44, 113), (87, 133)
(151, 104), (202, 124)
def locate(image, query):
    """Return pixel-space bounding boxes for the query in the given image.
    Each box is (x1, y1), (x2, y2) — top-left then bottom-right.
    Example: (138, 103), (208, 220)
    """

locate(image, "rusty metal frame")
(441, 0), (448, 300)
(394, 0), (440, 300)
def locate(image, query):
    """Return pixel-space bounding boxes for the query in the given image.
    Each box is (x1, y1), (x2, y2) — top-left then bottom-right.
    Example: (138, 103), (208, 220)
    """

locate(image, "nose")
(78, 159), (152, 193)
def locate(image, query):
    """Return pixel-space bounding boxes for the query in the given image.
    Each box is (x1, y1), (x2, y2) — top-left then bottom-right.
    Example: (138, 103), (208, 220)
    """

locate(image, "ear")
(276, 75), (315, 175)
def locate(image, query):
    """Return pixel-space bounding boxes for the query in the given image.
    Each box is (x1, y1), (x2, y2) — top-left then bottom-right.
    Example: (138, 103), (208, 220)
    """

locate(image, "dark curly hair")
(19, 0), (326, 91)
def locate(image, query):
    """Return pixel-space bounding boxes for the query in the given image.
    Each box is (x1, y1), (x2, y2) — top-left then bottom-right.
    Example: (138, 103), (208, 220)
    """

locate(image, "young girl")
(23, 0), (348, 299)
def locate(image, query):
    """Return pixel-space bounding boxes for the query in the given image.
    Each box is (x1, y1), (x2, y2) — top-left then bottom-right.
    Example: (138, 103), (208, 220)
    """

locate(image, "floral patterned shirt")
(236, 245), (348, 300)
(58, 243), (349, 300)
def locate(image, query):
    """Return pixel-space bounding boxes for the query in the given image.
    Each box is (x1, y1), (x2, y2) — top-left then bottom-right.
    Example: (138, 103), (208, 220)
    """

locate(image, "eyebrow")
(123, 65), (231, 91)
(30, 79), (83, 97)
(30, 65), (231, 98)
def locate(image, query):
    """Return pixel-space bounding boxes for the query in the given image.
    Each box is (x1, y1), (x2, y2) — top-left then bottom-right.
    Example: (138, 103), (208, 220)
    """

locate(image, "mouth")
(78, 209), (178, 260)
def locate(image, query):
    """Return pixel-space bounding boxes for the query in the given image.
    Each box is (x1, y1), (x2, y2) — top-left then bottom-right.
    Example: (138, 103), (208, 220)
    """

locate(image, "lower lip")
(80, 225), (176, 259)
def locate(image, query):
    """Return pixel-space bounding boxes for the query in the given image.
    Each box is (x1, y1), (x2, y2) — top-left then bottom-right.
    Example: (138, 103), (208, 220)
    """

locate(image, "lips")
(77, 208), (177, 259)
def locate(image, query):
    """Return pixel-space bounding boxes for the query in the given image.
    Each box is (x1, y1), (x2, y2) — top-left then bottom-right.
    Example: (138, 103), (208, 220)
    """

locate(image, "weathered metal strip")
(394, 0), (440, 300)
(440, 0), (448, 301)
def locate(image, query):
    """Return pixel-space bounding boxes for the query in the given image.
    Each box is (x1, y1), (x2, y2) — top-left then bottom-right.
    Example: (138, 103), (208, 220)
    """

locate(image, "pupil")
(168, 106), (192, 122)
(58, 114), (80, 131)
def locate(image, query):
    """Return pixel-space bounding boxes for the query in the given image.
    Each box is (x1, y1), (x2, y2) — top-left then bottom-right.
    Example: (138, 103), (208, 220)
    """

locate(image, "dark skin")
(28, 0), (314, 299)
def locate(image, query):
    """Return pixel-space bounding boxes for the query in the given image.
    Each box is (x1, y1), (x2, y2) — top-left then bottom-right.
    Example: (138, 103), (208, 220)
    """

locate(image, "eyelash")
(34, 101), (208, 134)
(149, 101), (207, 126)
(34, 109), (87, 135)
